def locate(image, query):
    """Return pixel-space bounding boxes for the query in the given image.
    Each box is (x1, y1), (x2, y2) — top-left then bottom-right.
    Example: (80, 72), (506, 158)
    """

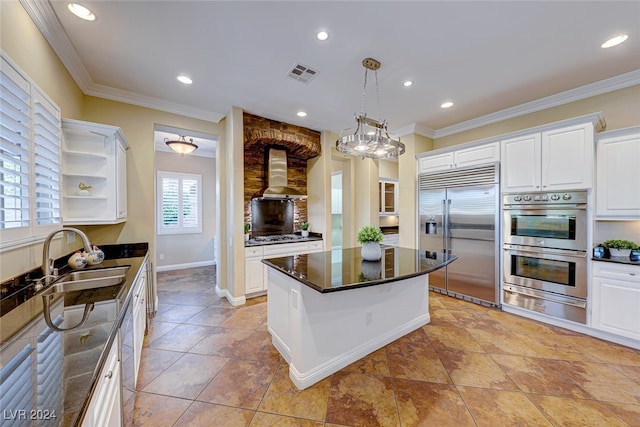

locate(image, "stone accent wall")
(243, 113), (321, 231)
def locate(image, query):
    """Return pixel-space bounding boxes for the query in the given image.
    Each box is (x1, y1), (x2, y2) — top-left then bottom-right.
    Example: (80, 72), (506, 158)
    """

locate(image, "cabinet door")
(132, 273), (146, 383)
(116, 139), (127, 219)
(82, 339), (121, 427)
(597, 132), (640, 216)
(379, 181), (397, 214)
(592, 276), (640, 340)
(417, 152), (453, 174)
(541, 124), (593, 191)
(501, 134), (541, 192)
(245, 256), (265, 293)
(454, 142), (499, 169)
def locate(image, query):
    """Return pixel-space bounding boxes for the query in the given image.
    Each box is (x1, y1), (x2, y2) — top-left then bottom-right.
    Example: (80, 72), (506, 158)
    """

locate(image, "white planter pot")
(244, 234), (250, 242)
(301, 230), (309, 237)
(609, 248), (631, 257)
(361, 242), (382, 261)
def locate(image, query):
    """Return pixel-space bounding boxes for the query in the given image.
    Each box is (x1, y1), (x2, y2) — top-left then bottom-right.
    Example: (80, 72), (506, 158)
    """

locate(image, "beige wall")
(433, 85), (640, 151)
(379, 159), (399, 180)
(155, 152), (217, 268)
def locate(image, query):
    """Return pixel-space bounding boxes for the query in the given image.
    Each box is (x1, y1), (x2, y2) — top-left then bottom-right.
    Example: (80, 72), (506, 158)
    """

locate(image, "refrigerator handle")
(442, 199), (449, 252)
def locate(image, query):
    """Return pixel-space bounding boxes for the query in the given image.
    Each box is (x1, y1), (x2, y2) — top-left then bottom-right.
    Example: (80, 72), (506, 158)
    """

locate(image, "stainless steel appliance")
(418, 164), (500, 306)
(502, 190), (588, 323)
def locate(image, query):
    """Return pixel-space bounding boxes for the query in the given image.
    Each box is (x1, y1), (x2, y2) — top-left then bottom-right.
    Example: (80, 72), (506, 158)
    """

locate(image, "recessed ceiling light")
(297, 111), (307, 117)
(316, 31), (329, 41)
(601, 34), (629, 48)
(402, 80), (414, 88)
(68, 3), (96, 21)
(177, 75), (193, 85)
(441, 101), (454, 109)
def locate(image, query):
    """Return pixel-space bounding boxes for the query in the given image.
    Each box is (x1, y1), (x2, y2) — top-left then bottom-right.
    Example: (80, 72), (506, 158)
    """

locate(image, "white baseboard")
(155, 260), (215, 272)
(214, 284), (246, 306)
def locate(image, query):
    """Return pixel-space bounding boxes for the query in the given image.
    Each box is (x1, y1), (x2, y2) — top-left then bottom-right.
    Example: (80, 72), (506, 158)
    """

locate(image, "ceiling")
(26, 1), (640, 138)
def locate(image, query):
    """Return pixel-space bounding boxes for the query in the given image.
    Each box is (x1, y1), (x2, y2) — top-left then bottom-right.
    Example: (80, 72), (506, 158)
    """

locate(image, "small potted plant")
(244, 223), (251, 241)
(300, 221), (310, 237)
(357, 225), (384, 261)
(602, 239), (639, 257)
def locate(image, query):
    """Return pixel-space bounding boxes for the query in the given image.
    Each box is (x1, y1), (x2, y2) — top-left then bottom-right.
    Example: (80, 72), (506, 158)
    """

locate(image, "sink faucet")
(42, 227), (93, 283)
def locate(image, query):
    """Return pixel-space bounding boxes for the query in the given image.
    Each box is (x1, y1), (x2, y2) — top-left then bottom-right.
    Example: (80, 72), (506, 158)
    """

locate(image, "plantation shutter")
(157, 171), (202, 235)
(0, 56), (31, 235)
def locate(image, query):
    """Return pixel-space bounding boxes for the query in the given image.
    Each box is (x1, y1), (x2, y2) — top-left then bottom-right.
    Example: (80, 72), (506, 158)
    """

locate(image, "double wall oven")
(502, 191), (588, 323)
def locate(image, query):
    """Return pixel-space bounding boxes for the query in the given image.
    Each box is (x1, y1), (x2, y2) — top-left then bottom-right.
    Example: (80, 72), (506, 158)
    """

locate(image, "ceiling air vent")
(287, 63), (318, 83)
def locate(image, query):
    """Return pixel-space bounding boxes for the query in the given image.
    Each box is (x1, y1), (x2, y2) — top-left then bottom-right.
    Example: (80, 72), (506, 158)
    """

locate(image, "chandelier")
(165, 135), (198, 155)
(336, 58), (405, 159)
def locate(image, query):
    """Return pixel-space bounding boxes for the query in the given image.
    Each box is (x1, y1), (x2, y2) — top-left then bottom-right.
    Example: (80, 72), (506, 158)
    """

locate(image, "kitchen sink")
(59, 266), (130, 282)
(41, 266), (130, 296)
(41, 266), (130, 332)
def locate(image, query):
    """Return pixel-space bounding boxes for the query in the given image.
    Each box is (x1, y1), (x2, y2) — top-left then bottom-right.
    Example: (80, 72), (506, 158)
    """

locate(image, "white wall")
(155, 151), (216, 270)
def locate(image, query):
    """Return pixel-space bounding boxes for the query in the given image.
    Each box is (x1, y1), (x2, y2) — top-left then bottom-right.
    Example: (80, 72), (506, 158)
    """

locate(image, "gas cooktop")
(252, 234), (305, 242)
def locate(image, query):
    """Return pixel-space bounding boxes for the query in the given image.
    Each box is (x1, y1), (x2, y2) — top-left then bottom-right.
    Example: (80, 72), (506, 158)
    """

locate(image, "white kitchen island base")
(267, 268), (430, 390)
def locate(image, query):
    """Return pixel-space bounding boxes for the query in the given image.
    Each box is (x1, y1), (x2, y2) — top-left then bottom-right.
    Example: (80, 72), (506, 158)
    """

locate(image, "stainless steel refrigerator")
(418, 164), (499, 305)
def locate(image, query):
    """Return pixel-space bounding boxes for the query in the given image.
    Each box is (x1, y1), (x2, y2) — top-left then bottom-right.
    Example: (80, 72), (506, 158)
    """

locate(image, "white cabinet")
(132, 263), (147, 383)
(382, 234), (399, 247)
(245, 246), (266, 294)
(596, 127), (640, 217)
(82, 335), (121, 427)
(501, 123), (594, 192)
(418, 141), (499, 174)
(592, 262), (640, 341)
(245, 241), (324, 295)
(379, 180), (398, 214)
(62, 119), (129, 225)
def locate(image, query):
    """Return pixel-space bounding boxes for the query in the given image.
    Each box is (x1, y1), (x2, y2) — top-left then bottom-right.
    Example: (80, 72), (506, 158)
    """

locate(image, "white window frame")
(156, 171), (202, 235)
(1, 52), (62, 252)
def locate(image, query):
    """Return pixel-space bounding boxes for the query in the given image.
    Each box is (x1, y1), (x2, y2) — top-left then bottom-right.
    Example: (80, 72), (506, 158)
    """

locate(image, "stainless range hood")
(254, 148), (307, 200)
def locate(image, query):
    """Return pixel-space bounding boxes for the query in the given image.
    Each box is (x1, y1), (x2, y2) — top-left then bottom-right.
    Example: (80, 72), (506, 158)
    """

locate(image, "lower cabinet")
(131, 267), (147, 383)
(592, 262), (640, 341)
(82, 334), (121, 427)
(245, 240), (323, 295)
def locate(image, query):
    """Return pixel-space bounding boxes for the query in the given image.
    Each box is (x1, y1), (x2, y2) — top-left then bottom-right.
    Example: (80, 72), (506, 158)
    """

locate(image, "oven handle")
(503, 244), (587, 258)
(503, 285), (587, 308)
(503, 203), (587, 210)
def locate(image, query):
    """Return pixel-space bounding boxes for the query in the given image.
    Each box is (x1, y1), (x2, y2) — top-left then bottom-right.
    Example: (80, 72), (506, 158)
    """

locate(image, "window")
(157, 171), (202, 235)
(1, 53), (61, 251)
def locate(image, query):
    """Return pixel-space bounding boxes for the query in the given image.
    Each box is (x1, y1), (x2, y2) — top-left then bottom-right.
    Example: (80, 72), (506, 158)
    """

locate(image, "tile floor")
(131, 266), (640, 426)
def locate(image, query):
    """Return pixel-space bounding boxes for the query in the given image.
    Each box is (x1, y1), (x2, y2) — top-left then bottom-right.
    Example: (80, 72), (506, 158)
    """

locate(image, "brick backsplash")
(243, 113), (321, 231)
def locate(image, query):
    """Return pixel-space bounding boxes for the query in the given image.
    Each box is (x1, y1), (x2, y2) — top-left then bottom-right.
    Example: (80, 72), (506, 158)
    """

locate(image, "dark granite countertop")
(592, 256), (640, 266)
(0, 243), (148, 426)
(262, 246), (457, 293)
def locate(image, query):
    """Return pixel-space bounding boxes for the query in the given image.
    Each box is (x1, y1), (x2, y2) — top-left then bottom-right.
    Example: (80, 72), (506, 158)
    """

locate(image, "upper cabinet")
(418, 142), (499, 174)
(596, 126), (640, 217)
(379, 179), (398, 215)
(61, 119), (129, 225)
(501, 123), (594, 192)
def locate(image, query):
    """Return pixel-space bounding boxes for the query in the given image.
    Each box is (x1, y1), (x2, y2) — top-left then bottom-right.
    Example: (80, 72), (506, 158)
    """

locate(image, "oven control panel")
(504, 190), (587, 205)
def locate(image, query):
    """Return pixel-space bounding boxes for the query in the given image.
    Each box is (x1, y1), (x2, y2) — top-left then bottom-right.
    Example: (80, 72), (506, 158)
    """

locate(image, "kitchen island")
(262, 247), (456, 390)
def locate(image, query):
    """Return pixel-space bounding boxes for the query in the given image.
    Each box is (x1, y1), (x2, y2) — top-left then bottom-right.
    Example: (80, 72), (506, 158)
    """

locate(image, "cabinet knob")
(105, 371), (113, 379)
(630, 273), (636, 276)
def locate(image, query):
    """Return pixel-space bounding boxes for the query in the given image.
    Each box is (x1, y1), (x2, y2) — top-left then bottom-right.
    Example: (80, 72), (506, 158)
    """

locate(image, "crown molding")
(393, 123), (436, 139)
(19, 0), (225, 123)
(433, 69), (640, 139)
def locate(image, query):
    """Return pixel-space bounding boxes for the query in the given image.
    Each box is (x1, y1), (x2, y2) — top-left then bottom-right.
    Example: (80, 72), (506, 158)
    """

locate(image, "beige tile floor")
(131, 266), (640, 426)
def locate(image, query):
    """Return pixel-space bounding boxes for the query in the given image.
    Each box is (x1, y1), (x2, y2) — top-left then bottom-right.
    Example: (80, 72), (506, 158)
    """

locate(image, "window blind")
(157, 171), (202, 235)
(0, 53), (62, 250)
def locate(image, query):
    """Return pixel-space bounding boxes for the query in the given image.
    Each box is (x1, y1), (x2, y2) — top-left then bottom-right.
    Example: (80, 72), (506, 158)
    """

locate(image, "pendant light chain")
(374, 69), (381, 122)
(359, 68), (369, 118)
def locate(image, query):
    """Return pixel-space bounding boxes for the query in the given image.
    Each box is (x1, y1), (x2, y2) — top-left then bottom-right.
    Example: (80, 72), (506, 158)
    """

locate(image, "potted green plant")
(602, 239), (639, 257)
(244, 223), (251, 241)
(357, 225), (384, 261)
(300, 221), (310, 237)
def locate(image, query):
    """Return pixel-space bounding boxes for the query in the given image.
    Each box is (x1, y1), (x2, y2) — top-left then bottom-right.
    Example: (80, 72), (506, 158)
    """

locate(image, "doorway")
(331, 171), (343, 248)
